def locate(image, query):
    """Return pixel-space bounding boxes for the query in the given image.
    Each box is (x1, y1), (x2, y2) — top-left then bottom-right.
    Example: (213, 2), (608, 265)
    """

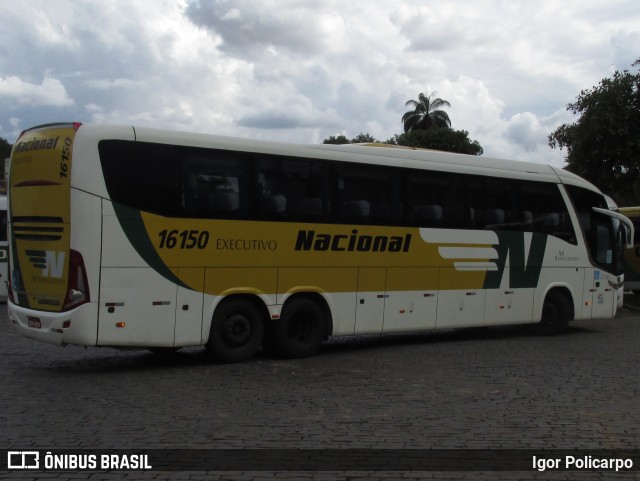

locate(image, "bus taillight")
(63, 249), (90, 311)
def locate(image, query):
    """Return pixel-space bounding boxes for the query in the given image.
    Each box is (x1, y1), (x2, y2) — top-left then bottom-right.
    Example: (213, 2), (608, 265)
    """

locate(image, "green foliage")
(548, 60), (640, 204)
(323, 135), (350, 144)
(323, 133), (379, 144)
(402, 91), (452, 133)
(391, 128), (483, 156)
(322, 128), (482, 155)
(0, 137), (11, 161)
(322, 88), (483, 157)
(350, 132), (377, 143)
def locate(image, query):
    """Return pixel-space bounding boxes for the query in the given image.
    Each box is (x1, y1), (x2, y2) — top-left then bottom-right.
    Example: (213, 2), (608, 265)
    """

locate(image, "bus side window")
(182, 153), (250, 219)
(407, 171), (454, 228)
(256, 157), (326, 222)
(99, 140), (182, 217)
(521, 182), (576, 244)
(336, 165), (397, 225)
(467, 178), (512, 230)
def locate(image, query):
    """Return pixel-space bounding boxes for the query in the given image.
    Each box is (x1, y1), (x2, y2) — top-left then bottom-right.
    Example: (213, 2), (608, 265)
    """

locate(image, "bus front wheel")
(270, 297), (325, 359)
(538, 290), (572, 335)
(207, 298), (264, 362)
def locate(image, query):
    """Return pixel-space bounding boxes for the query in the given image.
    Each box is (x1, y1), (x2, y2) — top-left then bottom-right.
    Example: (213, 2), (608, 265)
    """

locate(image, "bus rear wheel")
(270, 297), (325, 359)
(207, 298), (264, 363)
(538, 290), (572, 335)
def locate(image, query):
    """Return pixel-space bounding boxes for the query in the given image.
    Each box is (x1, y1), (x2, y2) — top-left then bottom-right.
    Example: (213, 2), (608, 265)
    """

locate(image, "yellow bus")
(7, 123), (634, 362)
(619, 207), (640, 294)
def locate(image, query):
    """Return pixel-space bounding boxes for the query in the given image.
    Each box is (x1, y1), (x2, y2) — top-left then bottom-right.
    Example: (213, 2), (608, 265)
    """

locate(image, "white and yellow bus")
(0, 195), (7, 300)
(619, 207), (640, 294)
(7, 123), (634, 362)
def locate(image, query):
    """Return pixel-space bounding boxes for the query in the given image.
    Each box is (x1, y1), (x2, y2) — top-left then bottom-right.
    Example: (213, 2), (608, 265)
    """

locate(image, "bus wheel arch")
(266, 293), (332, 359)
(207, 295), (267, 363)
(538, 287), (574, 335)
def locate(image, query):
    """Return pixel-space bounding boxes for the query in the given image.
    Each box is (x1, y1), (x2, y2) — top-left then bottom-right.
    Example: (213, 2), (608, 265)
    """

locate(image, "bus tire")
(207, 298), (264, 363)
(538, 290), (572, 335)
(271, 297), (325, 359)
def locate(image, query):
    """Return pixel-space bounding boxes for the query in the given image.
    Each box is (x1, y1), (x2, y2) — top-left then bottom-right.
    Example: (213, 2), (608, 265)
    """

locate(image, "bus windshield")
(565, 185), (630, 275)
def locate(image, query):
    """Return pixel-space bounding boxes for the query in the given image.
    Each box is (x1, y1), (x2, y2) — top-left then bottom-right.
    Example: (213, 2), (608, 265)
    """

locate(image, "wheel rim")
(221, 313), (252, 347)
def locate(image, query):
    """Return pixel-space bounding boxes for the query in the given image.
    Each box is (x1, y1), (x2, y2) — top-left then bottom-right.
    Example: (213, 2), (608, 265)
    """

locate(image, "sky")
(0, 0), (638, 167)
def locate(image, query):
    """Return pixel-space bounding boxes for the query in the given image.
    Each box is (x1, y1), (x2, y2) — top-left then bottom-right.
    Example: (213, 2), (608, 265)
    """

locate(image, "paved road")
(1, 297), (639, 480)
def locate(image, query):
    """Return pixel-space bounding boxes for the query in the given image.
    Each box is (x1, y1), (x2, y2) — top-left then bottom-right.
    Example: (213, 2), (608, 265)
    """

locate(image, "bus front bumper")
(8, 301), (99, 347)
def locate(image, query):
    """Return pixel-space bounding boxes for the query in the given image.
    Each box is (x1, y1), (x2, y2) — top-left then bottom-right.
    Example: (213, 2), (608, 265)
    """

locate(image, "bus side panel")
(175, 268), (205, 346)
(587, 268), (617, 319)
(98, 267), (177, 346)
(99, 200), (178, 346)
(436, 267), (485, 328)
(355, 267), (386, 334)
(382, 267), (438, 333)
(101, 200), (149, 268)
(484, 288), (535, 325)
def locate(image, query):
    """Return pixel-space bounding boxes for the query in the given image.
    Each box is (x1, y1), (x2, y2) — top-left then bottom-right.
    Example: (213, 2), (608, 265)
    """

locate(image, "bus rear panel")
(8, 123), (97, 346)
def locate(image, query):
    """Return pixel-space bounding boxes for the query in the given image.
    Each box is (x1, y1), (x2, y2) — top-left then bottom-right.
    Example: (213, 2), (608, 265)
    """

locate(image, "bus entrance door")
(175, 268), (205, 345)
(355, 267), (386, 334)
(585, 268), (616, 319)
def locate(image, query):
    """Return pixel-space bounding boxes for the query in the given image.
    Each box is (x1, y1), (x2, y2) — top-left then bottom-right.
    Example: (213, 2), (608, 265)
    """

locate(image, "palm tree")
(402, 91), (452, 133)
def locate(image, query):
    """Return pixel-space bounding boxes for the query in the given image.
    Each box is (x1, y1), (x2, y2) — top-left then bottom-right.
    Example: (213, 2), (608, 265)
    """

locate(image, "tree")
(548, 60), (640, 204)
(350, 133), (377, 144)
(1, 137), (12, 182)
(323, 133), (379, 144)
(0, 137), (11, 161)
(391, 129), (483, 156)
(401, 91), (452, 133)
(323, 135), (350, 145)
(321, 90), (483, 156)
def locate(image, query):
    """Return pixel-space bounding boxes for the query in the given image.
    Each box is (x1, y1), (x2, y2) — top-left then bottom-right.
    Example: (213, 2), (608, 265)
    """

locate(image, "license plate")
(27, 317), (41, 329)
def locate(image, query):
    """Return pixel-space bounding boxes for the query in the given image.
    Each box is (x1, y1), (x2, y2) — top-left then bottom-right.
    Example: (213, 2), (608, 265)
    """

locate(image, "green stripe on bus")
(112, 202), (189, 289)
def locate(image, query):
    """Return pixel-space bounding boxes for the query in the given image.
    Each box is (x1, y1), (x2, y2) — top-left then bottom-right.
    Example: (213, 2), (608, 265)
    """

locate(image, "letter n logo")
(44, 251), (65, 278)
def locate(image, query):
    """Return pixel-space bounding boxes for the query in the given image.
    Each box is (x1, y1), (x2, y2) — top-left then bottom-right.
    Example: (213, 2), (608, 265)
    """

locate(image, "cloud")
(185, 0), (346, 57)
(0, 76), (74, 107)
(0, 0), (636, 171)
(506, 112), (548, 152)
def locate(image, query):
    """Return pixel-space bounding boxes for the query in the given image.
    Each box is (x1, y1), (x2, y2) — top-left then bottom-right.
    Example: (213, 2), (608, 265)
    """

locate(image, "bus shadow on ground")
(317, 322), (601, 357)
(34, 322), (602, 374)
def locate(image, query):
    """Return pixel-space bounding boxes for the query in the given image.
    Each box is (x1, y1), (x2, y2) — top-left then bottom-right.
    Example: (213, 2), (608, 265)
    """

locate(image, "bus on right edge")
(619, 207), (640, 295)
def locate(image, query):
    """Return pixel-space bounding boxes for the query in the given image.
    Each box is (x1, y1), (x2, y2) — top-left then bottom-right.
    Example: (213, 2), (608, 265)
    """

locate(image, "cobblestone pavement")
(1, 296), (640, 481)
